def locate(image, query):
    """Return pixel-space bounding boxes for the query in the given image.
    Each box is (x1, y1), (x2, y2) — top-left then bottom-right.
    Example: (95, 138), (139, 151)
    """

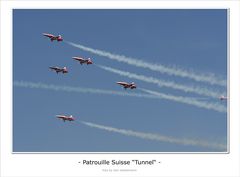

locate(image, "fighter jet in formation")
(116, 82), (137, 89)
(219, 95), (227, 101)
(72, 56), (93, 65)
(49, 66), (68, 74)
(43, 33), (63, 42)
(56, 115), (75, 122)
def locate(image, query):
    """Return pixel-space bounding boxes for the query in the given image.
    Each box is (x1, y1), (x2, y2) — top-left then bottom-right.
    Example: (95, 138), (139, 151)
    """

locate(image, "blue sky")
(13, 9), (227, 152)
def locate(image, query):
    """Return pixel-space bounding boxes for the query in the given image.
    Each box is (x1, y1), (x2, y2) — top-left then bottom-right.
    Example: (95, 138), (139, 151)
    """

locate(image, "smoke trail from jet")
(13, 81), (157, 99)
(81, 121), (226, 151)
(139, 88), (227, 113)
(97, 65), (225, 98)
(66, 41), (226, 87)
(14, 81), (226, 113)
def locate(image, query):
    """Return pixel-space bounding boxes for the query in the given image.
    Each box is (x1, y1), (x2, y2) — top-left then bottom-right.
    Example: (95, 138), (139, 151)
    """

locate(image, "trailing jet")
(56, 115), (75, 122)
(43, 33), (63, 42)
(72, 56), (93, 65)
(219, 95), (227, 101)
(116, 82), (137, 89)
(49, 66), (68, 74)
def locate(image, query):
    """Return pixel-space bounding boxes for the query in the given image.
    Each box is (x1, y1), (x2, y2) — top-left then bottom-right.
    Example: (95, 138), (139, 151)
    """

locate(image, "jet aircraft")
(56, 115), (75, 122)
(219, 95), (227, 101)
(43, 33), (63, 42)
(49, 66), (68, 74)
(116, 82), (137, 89)
(72, 56), (93, 65)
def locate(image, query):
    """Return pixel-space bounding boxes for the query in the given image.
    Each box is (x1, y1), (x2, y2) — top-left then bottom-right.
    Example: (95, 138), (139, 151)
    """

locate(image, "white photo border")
(1, 0), (240, 177)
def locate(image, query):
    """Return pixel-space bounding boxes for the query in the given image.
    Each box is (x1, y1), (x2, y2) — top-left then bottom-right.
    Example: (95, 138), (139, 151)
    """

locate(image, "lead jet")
(49, 66), (68, 74)
(116, 82), (137, 89)
(56, 115), (75, 122)
(219, 95), (227, 101)
(43, 33), (63, 42)
(72, 56), (93, 65)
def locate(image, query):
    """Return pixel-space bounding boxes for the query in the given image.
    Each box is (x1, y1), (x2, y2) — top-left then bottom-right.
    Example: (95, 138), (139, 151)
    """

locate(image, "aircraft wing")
(117, 82), (128, 86)
(43, 33), (54, 38)
(56, 115), (66, 118)
(73, 57), (84, 61)
(49, 66), (59, 70)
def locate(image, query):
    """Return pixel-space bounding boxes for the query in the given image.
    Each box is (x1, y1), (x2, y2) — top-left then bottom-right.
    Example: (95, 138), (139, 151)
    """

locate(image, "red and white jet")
(116, 82), (137, 89)
(72, 56), (93, 65)
(43, 33), (63, 42)
(49, 66), (68, 74)
(56, 115), (75, 122)
(219, 95), (227, 101)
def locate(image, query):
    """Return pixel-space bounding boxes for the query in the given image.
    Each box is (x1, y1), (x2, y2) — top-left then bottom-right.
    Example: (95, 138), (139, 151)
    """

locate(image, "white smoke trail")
(81, 121), (226, 151)
(13, 81), (157, 99)
(14, 81), (226, 113)
(139, 88), (227, 113)
(66, 41), (226, 87)
(97, 65), (225, 98)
